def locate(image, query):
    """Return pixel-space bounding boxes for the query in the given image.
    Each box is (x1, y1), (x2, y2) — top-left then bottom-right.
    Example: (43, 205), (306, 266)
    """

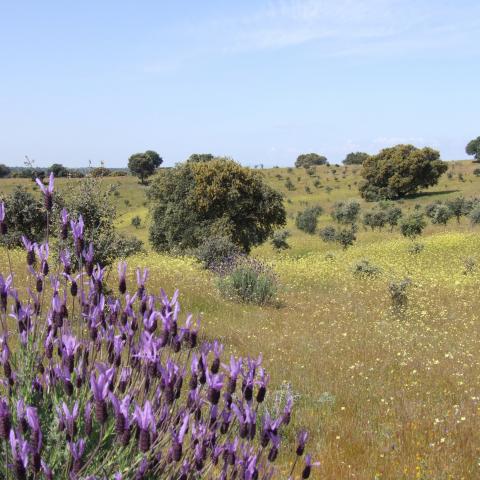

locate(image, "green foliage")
(271, 230), (290, 250)
(400, 213), (426, 239)
(319, 225), (337, 242)
(295, 206), (323, 234)
(148, 158), (286, 253)
(359, 144), (448, 200)
(216, 258), (278, 305)
(194, 235), (242, 270)
(336, 227), (356, 249)
(389, 278), (411, 309)
(295, 152), (328, 168)
(48, 163), (69, 177)
(90, 166), (111, 177)
(131, 215), (141, 228)
(446, 197), (468, 223)
(128, 150), (163, 184)
(331, 200), (360, 225)
(284, 178), (295, 191)
(469, 205), (480, 226)
(0, 186), (45, 246)
(425, 202), (452, 225)
(362, 209), (387, 231)
(466, 136), (480, 161)
(473, 168), (480, 177)
(408, 242), (425, 255)
(187, 153), (215, 163)
(343, 152), (369, 165)
(353, 259), (381, 278)
(56, 176), (143, 266)
(0, 164), (12, 178)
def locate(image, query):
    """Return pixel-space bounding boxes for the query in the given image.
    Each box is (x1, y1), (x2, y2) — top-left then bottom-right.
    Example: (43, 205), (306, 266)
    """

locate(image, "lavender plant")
(0, 174), (317, 479)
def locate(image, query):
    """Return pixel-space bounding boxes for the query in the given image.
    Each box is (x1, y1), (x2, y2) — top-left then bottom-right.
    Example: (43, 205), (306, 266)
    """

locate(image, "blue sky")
(0, 0), (479, 167)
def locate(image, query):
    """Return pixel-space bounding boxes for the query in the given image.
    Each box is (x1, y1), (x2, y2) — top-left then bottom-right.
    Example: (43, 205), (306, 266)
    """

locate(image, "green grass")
(2, 160), (480, 478)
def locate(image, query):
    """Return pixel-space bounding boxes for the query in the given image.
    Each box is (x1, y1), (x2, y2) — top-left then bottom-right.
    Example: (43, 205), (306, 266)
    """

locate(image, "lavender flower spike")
(133, 400), (156, 452)
(36, 172), (54, 211)
(0, 201), (6, 235)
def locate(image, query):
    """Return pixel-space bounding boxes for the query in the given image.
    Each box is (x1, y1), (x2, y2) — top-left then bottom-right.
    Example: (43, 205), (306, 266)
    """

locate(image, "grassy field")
(2, 161), (480, 479)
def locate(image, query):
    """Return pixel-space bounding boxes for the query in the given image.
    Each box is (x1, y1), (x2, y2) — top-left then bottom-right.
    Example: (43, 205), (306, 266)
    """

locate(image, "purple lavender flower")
(0, 274), (12, 311)
(0, 201), (6, 235)
(35, 242), (49, 276)
(0, 397), (11, 439)
(90, 372), (110, 424)
(83, 243), (95, 276)
(133, 400), (156, 453)
(302, 454), (320, 479)
(118, 261), (127, 294)
(256, 367), (269, 403)
(57, 401), (79, 439)
(36, 172), (54, 211)
(296, 430), (308, 456)
(70, 215), (85, 255)
(62, 334), (80, 373)
(22, 236), (36, 266)
(136, 268), (149, 296)
(170, 414), (189, 461)
(9, 429), (30, 480)
(68, 438), (86, 475)
(206, 370), (224, 405)
(60, 208), (69, 239)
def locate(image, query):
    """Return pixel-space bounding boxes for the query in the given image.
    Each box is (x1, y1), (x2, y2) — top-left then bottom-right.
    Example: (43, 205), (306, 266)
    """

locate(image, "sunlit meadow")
(2, 160), (480, 478)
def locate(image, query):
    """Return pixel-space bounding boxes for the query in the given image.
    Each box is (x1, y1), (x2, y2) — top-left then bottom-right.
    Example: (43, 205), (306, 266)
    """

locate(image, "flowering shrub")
(0, 174), (316, 479)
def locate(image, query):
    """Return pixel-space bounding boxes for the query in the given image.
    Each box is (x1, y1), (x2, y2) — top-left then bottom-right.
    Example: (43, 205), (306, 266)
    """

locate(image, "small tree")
(400, 213), (426, 239)
(148, 159), (286, 253)
(319, 225), (337, 242)
(470, 205), (480, 226)
(446, 197), (468, 223)
(271, 230), (290, 250)
(0, 164), (11, 178)
(426, 203), (452, 226)
(128, 150), (163, 184)
(359, 144), (448, 200)
(362, 210), (387, 231)
(295, 206), (323, 234)
(48, 163), (68, 177)
(343, 152), (369, 165)
(466, 136), (480, 162)
(336, 228), (356, 249)
(295, 153), (327, 168)
(331, 200), (360, 225)
(383, 205), (403, 231)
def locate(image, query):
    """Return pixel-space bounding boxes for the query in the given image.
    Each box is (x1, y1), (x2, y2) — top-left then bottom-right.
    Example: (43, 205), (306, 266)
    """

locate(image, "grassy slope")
(2, 161), (480, 479)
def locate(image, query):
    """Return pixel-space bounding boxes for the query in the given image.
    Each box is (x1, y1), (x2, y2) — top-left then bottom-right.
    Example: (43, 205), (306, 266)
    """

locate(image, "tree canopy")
(295, 153), (328, 168)
(466, 137), (480, 162)
(48, 163), (69, 177)
(343, 152), (369, 165)
(148, 158), (286, 253)
(0, 164), (11, 178)
(359, 144), (447, 200)
(187, 153), (215, 163)
(128, 150), (163, 184)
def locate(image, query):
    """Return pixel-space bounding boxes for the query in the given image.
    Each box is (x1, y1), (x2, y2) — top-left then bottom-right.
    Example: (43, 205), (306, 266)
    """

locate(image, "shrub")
(383, 205), (403, 231)
(55, 175), (143, 266)
(271, 230), (290, 250)
(389, 278), (411, 309)
(194, 235), (242, 270)
(284, 178), (295, 191)
(428, 203), (452, 225)
(0, 186), (45, 247)
(319, 226), (337, 242)
(0, 184), (315, 479)
(400, 213), (426, 239)
(90, 166), (111, 177)
(466, 136), (480, 161)
(295, 153), (327, 168)
(469, 205), (480, 225)
(331, 200), (360, 225)
(362, 210), (387, 231)
(295, 206), (322, 234)
(359, 144), (448, 200)
(463, 256), (476, 275)
(336, 228), (356, 249)
(216, 257), (278, 305)
(474, 168), (480, 177)
(148, 159), (286, 253)
(343, 152), (369, 165)
(353, 259), (381, 278)
(446, 197), (468, 223)
(408, 242), (425, 255)
(131, 215), (142, 228)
